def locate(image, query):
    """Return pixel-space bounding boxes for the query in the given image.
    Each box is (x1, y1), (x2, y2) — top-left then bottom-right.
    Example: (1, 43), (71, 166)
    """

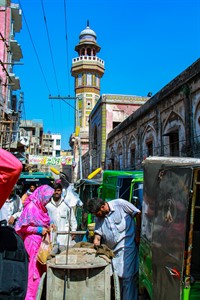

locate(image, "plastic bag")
(64, 184), (83, 208)
(37, 233), (52, 265)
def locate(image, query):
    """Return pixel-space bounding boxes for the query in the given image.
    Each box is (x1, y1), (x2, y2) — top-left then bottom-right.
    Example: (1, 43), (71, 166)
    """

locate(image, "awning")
(8, 73), (20, 90)
(10, 40), (23, 61)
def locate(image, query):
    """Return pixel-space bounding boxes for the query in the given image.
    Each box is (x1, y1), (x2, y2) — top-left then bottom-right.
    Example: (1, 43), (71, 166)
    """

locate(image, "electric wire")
(40, 0), (60, 96)
(40, 0), (62, 138)
(17, 0), (74, 147)
(63, 0), (71, 96)
(62, 99), (77, 111)
(63, 0), (76, 138)
(18, 0), (55, 127)
(17, 0), (51, 95)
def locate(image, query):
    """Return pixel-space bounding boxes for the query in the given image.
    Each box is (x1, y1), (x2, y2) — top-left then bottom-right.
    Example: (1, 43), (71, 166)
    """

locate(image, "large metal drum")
(46, 248), (111, 300)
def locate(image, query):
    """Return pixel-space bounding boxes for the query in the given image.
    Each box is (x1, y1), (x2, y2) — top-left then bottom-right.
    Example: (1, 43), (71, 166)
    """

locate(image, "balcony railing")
(72, 56), (104, 66)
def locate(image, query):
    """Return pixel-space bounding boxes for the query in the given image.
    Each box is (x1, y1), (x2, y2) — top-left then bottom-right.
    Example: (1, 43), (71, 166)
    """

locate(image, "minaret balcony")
(72, 56), (104, 67)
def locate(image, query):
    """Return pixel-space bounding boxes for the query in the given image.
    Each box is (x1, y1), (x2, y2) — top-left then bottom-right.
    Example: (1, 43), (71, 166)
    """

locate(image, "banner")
(29, 155), (73, 166)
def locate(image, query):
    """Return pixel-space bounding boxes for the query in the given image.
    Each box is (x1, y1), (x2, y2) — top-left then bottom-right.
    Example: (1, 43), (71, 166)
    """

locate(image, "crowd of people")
(0, 149), (141, 300)
(0, 179), (79, 300)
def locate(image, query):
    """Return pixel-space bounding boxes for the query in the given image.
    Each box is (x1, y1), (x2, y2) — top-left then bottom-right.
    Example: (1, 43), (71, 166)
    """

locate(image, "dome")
(79, 21), (97, 41)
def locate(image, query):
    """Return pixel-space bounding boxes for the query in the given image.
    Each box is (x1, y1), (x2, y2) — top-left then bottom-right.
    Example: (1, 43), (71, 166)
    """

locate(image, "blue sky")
(13, 0), (200, 149)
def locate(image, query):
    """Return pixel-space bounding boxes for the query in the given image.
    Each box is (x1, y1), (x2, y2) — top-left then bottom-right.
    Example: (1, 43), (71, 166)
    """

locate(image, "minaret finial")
(87, 20), (89, 27)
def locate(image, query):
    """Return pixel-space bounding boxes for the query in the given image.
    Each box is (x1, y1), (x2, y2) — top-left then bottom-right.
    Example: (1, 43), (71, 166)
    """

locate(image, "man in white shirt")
(87, 197), (141, 300)
(0, 186), (22, 226)
(46, 182), (77, 253)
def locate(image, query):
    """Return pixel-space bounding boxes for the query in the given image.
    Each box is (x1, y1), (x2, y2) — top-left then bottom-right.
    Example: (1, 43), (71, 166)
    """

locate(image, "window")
(109, 148), (115, 170)
(96, 75), (99, 87)
(146, 140), (153, 156)
(87, 48), (91, 56)
(86, 73), (92, 86)
(169, 131), (179, 156)
(113, 122), (120, 129)
(56, 139), (60, 146)
(81, 48), (85, 56)
(55, 150), (60, 157)
(78, 74), (82, 86)
(130, 147), (136, 167)
(141, 197), (153, 241)
(118, 177), (133, 201)
(86, 100), (92, 109)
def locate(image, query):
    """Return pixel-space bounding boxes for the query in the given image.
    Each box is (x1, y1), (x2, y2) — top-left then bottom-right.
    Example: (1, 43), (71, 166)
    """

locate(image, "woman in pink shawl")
(15, 185), (54, 300)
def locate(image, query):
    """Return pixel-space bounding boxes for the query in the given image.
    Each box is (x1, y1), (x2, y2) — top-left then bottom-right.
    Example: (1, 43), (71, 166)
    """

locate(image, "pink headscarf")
(15, 185), (54, 231)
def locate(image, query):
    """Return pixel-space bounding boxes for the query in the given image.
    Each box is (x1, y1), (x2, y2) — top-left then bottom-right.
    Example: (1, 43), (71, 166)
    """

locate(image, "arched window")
(130, 145), (136, 168)
(87, 48), (91, 56)
(81, 48), (85, 56)
(109, 148), (115, 170)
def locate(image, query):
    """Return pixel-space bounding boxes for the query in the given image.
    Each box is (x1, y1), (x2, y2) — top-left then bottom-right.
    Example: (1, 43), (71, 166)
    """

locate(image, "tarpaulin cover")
(0, 149), (22, 208)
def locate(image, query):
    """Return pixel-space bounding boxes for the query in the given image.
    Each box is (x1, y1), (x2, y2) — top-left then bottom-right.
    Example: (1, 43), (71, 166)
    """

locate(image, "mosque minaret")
(71, 21), (105, 180)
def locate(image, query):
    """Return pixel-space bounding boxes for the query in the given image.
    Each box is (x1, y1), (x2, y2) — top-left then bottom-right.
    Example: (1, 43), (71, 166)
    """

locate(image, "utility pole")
(48, 95), (83, 180)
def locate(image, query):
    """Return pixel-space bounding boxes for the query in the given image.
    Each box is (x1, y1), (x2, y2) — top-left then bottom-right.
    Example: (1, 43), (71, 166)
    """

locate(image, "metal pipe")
(56, 230), (86, 235)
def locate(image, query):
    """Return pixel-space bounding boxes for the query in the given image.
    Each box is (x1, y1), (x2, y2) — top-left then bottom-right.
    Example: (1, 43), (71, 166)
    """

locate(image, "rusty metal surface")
(143, 157), (196, 300)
